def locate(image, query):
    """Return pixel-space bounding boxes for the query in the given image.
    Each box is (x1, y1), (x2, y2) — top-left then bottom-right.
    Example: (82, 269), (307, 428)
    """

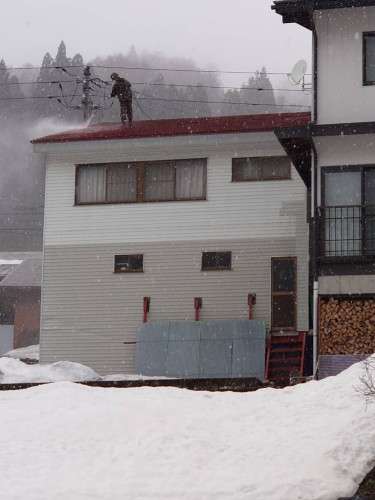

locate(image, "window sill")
(231, 177), (291, 183)
(75, 198), (207, 206)
(114, 270), (144, 274)
(201, 268), (232, 272)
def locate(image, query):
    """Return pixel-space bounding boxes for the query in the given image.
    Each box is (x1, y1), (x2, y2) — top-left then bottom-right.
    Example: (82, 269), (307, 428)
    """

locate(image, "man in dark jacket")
(110, 72), (133, 125)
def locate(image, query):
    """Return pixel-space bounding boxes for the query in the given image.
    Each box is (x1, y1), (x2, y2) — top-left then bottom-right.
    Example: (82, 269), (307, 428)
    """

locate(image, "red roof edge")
(32, 112), (311, 145)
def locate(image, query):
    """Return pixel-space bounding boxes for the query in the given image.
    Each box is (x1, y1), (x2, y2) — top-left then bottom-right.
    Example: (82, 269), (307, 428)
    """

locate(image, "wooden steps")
(265, 333), (306, 386)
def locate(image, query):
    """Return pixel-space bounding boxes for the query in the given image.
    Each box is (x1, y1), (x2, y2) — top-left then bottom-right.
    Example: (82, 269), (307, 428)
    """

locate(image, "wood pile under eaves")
(320, 297), (375, 355)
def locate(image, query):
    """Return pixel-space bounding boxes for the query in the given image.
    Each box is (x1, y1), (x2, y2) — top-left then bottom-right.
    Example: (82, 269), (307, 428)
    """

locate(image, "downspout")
(312, 20), (319, 377)
(312, 140), (319, 377)
(312, 22), (318, 125)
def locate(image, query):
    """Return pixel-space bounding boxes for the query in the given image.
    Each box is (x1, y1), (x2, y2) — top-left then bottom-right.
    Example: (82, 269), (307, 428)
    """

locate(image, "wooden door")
(271, 257), (297, 331)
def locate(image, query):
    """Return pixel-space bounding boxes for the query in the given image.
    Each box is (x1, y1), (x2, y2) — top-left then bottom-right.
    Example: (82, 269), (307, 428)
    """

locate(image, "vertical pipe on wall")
(312, 23), (318, 125)
(312, 141), (319, 378)
(312, 17), (319, 377)
(313, 280), (319, 376)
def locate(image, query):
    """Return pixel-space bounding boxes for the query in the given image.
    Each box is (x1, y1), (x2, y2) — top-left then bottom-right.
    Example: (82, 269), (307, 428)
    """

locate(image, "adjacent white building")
(33, 113), (309, 375)
(273, 0), (375, 377)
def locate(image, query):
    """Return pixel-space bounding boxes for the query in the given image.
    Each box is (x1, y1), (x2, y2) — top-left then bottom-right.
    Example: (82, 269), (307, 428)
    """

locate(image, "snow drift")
(0, 360), (375, 500)
(4, 344), (39, 361)
(0, 357), (99, 383)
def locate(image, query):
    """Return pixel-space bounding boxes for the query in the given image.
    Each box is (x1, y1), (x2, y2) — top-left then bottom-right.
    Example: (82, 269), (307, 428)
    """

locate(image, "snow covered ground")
(1, 360), (375, 500)
(4, 344), (39, 361)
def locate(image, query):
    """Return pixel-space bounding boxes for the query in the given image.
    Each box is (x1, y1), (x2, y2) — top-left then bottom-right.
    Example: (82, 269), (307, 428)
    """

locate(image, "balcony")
(317, 205), (375, 259)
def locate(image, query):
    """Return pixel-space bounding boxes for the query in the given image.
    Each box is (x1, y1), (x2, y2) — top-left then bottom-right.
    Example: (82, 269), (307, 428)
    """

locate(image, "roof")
(0, 252), (42, 288)
(272, 0), (375, 29)
(31, 112), (311, 145)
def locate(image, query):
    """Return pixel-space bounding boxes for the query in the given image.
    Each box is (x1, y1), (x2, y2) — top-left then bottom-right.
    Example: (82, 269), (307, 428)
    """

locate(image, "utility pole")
(56, 64), (109, 121)
(81, 65), (94, 121)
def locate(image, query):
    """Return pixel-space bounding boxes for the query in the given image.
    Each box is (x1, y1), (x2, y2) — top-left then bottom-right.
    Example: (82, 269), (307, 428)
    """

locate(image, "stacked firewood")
(320, 297), (375, 354)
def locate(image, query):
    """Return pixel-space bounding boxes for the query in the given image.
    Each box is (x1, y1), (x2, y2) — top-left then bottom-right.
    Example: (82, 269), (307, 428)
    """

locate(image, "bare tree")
(359, 357), (375, 401)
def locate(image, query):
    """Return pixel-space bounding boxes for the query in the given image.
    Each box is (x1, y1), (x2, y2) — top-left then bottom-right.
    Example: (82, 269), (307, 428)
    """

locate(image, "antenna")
(288, 60), (308, 86)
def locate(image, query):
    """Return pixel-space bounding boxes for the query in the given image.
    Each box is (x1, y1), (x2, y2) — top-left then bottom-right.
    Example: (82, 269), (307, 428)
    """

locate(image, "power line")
(0, 63), (312, 77)
(0, 92), (310, 108)
(0, 80), (76, 86)
(91, 64), (312, 76)
(132, 95), (311, 109)
(0, 94), (81, 101)
(0, 79), (311, 93)
(132, 82), (310, 93)
(0, 228), (42, 232)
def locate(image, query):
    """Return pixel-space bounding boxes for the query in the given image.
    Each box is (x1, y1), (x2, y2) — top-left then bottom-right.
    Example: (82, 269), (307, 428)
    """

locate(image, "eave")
(311, 121), (375, 137)
(272, 0), (375, 30)
(274, 125), (312, 187)
(273, 120), (375, 187)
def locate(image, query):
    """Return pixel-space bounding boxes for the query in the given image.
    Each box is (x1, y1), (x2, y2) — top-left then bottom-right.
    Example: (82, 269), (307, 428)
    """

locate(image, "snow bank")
(4, 344), (39, 361)
(0, 351), (165, 382)
(0, 360), (375, 500)
(0, 357), (100, 383)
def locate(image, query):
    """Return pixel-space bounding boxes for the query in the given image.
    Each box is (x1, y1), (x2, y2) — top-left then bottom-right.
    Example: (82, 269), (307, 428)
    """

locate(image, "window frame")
(75, 159), (207, 206)
(232, 156), (291, 183)
(320, 165), (375, 258)
(201, 251), (232, 271)
(271, 256), (297, 332)
(114, 254), (144, 273)
(321, 165), (375, 207)
(363, 32), (375, 86)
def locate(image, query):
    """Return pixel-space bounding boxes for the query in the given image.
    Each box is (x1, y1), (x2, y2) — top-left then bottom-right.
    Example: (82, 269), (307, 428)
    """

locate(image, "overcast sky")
(2, 0), (311, 75)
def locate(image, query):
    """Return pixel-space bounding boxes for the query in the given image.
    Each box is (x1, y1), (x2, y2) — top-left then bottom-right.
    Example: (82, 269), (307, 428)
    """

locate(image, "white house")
(273, 0), (375, 377)
(32, 113), (309, 376)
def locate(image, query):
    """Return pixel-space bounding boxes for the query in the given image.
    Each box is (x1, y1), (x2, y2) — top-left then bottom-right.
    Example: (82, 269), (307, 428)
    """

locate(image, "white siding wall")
(38, 131), (309, 374)
(42, 132), (307, 246)
(315, 6), (375, 124)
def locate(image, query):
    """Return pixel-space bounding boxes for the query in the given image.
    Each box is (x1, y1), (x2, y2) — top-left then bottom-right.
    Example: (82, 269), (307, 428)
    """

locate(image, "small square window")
(114, 254), (143, 273)
(202, 251), (232, 271)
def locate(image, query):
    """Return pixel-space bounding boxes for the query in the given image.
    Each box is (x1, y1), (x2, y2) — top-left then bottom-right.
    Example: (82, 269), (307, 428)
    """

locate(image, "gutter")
(312, 22), (319, 377)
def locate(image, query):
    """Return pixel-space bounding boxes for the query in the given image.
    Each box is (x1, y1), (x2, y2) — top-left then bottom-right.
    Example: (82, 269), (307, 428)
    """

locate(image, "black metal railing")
(317, 205), (375, 258)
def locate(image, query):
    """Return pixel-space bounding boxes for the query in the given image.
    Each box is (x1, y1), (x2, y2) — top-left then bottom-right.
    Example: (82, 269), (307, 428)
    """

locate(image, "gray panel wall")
(41, 237), (309, 374)
(136, 320), (266, 380)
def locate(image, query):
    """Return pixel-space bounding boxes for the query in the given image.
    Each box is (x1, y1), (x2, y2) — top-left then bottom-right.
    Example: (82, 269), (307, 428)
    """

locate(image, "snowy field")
(1, 361), (375, 500)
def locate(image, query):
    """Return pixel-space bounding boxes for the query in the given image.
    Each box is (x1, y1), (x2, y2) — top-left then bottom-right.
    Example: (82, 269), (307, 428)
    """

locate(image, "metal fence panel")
(136, 319), (266, 380)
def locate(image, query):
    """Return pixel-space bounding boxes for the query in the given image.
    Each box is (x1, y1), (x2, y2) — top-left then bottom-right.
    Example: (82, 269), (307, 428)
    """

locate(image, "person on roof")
(110, 73), (133, 126)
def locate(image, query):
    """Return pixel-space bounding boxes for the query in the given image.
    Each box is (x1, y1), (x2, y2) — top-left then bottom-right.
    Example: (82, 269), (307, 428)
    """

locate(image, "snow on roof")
(0, 259), (23, 265)
(0, 252), (42, 287)
(31, 112), (311, 145)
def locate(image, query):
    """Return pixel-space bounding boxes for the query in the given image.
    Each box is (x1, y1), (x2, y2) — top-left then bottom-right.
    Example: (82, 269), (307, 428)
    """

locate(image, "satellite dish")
(288, 59), (307, 85)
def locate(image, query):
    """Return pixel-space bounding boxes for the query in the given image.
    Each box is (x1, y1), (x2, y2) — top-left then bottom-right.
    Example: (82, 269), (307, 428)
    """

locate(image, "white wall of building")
(40, 132), (307, 246)
(315, 6), (375, 124)
(36, 131), (309, 374)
